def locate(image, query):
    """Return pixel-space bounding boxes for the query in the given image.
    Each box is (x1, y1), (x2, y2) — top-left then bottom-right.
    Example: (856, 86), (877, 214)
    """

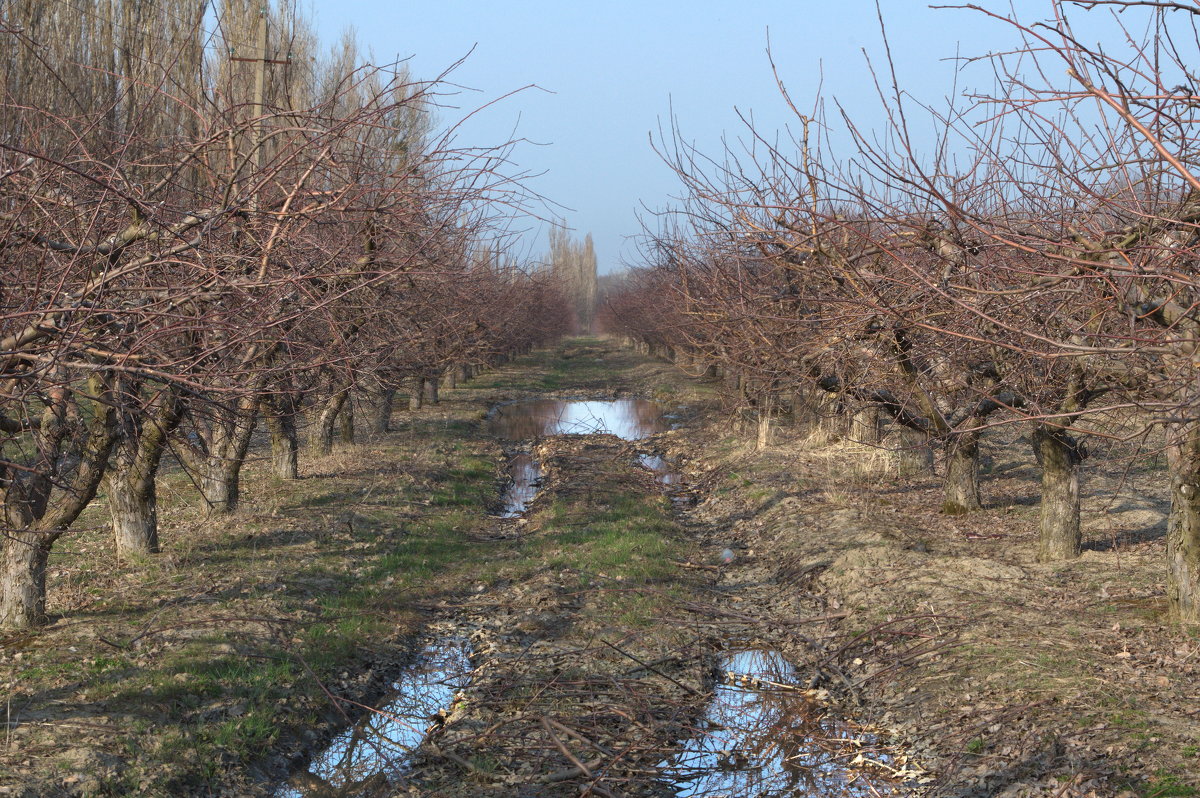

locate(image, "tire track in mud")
(403, 433), (708, 797)
(275, 350), (922, 796)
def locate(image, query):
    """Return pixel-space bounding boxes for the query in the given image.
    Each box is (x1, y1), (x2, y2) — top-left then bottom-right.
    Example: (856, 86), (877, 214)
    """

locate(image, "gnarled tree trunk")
(851, 406), (881, 445)
(177, 393), (259, 516)
(892, 426), (934, 475)
(1166, 423), (1200, 622)
(338, 396), (355, 445)
(108, 476), (159, 558)
(308, 388), (348, 457)
(1034, 425), (1083, 561)
(261, 391), (299, 479)
(1, 374), (116, 628)
(105, 385), (182, 558)
(756, 404), (774, 450)
(942, 430), (982, 515)
(408, 376), (423, 410)
(371, 385), (397, 434)
(1, 532), (50, 629)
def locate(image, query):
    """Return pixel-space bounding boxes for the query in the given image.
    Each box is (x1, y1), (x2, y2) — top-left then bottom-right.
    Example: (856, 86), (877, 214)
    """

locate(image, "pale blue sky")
(311, 2), (1049, 272)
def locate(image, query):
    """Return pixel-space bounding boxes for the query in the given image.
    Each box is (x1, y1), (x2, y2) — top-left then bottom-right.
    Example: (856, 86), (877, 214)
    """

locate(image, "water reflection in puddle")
(639, 453), (681, 486)
(277, 638), (472, 797)
(662, 650), (896, 797)
(489, 398), (667, 441)
(500, 453), (542, 517)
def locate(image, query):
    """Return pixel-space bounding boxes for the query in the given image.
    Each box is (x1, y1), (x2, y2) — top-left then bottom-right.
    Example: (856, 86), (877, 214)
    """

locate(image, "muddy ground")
(0, 338), (1197, 796)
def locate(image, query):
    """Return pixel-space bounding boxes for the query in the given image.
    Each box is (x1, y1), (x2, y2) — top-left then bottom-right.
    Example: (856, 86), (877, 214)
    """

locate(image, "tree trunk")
(372, 386), (396, 434)
(0, 375), (115, 629)
(817, 392), (846, 443)
(0, 532), (50, 629)
(942, 430), (982, 515)
(851, 406), (881, 445)
(756, 405), (774, 450)
(199, 470), (238, 514)
(261, 394), (299, 480)
(309, 390), (348, 457)
(177, 394), (259, 516)
(409, 377), (423, 410)
(338, 397), (355, 445)
(105, 383), (180, 557)
(424, 375), (439, 405)
(1166, 423), (1200, 622)
(106, 468), (159, 558)
(1034, 425), (1082, 561)
(892, 427), (934, 475)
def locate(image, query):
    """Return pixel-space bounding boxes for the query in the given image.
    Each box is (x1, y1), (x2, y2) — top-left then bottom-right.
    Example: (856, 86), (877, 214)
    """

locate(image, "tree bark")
(105, 385), (181, 559)
(1166, 423), (1200, 622)
(851, 406), (881, 445)
(309, 389), (348, 457)
(0, 533), (50, 629)
(338, 396), (355, 445)
(1, 373), (115, 628)
(942, 430), (982, 515)
(260, 393), (299, 479)
(408, 377), (423, 410)
(371, 386), (396, 434)
(1034, 425), (1083, 561)
(176, 393), (259, 516)
(756, 404), (774, 450)
(816, 391), (846, 442)
(423, 375), (439, 405)
(107, 474), (158, 557)
(892, 426), (934, 475)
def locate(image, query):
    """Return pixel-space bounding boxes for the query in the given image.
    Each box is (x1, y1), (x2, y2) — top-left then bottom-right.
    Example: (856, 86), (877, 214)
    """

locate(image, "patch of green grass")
(539, 494), (680, 584)
(203, 708), (278, 756)
(1142, 770), (1199, 797)
(1109, 710), (1152, 730)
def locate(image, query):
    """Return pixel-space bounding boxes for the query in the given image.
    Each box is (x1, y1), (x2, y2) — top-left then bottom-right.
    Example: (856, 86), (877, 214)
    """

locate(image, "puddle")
(661, 649), (899, 797)
(277, 638), (472, 797)
(489, 398), (668, 440)
(639, 453), (681, 486)
(500, 452), (542, 517)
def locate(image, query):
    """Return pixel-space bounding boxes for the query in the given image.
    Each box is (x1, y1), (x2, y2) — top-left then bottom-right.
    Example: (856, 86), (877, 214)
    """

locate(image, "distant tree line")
(546, 227), (597, 333)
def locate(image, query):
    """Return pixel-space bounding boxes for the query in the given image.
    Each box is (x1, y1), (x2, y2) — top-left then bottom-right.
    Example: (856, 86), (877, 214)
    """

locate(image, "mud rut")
(277, 357), (915, 797)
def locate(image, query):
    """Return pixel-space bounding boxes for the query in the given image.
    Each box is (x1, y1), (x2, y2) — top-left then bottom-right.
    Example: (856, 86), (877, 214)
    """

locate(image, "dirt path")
(10, 338), (1185, 797)
(385, 341), (908, 796)
(6, 339), (894, 797)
